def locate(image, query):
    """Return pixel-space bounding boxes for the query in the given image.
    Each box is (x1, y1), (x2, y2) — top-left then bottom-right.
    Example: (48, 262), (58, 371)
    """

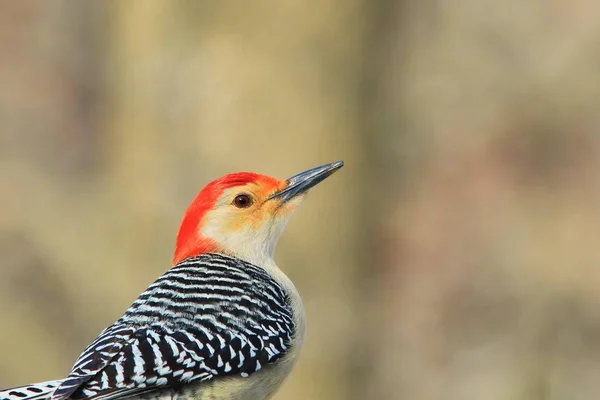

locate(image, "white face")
(199, 186), (304, 266)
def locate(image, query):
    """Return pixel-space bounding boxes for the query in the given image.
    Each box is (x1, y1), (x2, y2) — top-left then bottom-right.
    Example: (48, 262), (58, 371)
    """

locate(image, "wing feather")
(51, 254), (295, 400)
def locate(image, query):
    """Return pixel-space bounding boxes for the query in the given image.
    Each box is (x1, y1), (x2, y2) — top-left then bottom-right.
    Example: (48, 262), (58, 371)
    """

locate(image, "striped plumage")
(1, 161), (343, 400)
(1, 254), (297, 400)
(1, 381), (63, 400)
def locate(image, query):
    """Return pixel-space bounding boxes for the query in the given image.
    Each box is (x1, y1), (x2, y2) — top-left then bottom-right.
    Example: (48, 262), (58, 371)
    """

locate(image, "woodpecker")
(1, 161), (344, 400)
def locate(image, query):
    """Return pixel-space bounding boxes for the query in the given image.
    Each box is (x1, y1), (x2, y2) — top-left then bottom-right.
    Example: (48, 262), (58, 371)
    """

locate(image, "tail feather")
(0, 380), (64, 400)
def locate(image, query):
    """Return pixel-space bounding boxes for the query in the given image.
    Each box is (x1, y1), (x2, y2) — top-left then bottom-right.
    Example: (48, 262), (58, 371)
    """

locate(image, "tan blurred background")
(2, 1), (600, 399)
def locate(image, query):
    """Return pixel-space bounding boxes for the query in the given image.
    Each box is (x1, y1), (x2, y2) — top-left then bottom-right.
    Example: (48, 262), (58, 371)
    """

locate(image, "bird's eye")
(232, 194), (253, 208)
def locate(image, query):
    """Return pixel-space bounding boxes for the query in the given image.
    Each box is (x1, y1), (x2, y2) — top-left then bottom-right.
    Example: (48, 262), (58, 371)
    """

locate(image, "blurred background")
(2, 1), (600, 399)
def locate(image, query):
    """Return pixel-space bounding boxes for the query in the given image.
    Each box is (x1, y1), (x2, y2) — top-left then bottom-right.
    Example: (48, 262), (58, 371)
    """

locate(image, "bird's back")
(1, 254), (301, 400)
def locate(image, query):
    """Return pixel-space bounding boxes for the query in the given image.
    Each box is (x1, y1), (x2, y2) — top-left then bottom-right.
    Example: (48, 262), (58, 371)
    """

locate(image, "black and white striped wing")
(51, 326), (135, 400)
(0, 379), (64, 400)
(52, 254), (295, 400)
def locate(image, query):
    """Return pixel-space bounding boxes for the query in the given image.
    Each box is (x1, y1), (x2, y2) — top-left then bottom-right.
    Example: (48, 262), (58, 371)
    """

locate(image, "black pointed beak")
(268, 160), (344, 203)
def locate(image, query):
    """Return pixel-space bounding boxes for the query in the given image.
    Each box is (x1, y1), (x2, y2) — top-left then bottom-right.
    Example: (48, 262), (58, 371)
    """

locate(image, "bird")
(0, 160), (344, 400)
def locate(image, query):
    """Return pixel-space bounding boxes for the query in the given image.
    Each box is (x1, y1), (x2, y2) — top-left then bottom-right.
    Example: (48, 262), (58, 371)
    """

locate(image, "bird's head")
(173, 161), (344, 266)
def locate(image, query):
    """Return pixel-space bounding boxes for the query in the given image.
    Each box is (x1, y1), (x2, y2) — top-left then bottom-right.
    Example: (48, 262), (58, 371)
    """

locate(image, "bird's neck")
(173, 235), (220, 265)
